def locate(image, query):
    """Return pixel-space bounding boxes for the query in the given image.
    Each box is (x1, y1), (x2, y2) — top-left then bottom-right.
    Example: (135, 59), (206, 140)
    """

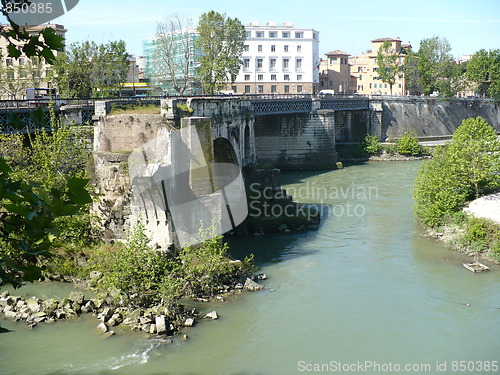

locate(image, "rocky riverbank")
(0, 275), (266, 337)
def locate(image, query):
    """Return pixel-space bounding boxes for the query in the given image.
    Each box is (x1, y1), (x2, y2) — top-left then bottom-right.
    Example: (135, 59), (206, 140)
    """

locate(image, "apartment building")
(0, 23), (66, 99)
(143, 28), (202, 95)
(350, 38), (411, 96)
(319, 50), (357, 94)
(231, 22), (320, 95)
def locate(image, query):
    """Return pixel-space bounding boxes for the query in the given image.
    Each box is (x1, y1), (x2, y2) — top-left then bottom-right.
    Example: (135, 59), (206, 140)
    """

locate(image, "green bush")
(462, 217), (500, 252)
(362, 134), (382, 155)
(413, 117), (500, 227)
(490, 241), (500, 261)
(397, 131), (423, 156)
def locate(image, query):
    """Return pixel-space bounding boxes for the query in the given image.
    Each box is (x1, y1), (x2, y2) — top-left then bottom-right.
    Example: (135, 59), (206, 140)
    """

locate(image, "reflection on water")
(1, 161), (499, 375)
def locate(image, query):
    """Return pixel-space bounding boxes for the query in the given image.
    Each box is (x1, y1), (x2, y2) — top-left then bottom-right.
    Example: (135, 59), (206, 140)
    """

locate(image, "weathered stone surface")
(101, 331), (115, 339)
(184, 318), (195, 327)
(203, 311), (218, 320)
(243, 278), (263, 291)
(69, 292), (85, 305)
(43, 298), (59, 312)
(155, 315), (167, 334)
(27, 298), (41, 312)
(140, 315), (153, 325)
(97, 322), (108, 333)
(3, 306), (17, 319)
(89, 271), (102, 280)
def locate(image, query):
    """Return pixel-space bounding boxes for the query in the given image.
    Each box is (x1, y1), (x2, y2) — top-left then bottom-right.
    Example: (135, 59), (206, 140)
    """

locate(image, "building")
(143, 28), (202, 95)
(349, 38), (411, 96)
(0, 23), (66, 99)
(230, 22), (320, 95)
(319, 50), (357, 94)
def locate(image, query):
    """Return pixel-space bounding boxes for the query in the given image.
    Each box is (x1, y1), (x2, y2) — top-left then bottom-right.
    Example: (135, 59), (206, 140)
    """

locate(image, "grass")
(109, 103), (161, 115)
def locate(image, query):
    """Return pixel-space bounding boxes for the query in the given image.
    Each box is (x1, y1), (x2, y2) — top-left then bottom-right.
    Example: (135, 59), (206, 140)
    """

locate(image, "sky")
(3, 0), (500, 58)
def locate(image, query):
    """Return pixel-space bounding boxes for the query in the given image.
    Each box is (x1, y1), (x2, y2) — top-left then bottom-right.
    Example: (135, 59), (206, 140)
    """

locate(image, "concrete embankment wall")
(379, 98), (500, 139)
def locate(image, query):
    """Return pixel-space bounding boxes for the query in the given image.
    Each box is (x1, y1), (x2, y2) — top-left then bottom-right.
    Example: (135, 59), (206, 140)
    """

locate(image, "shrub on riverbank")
(397, 131), (424, 156)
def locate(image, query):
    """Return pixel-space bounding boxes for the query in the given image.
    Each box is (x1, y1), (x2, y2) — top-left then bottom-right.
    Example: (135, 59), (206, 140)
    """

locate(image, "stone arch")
(213, 137), (239, 166)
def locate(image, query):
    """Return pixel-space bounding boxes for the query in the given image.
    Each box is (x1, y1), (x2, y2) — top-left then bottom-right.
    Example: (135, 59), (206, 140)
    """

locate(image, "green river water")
(1, 161), (499, 375)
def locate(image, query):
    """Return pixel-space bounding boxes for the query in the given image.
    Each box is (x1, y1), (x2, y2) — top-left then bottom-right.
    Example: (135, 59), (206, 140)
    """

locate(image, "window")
(271, 45), (276, 52)
(269, 31), (277, 38)
(359, 74), (362, 80)
(271, 74), (277, 81)
(271, 85), (277, 93)
(284, 74), (290, 81)
(296, 58), (302, 70)
(284, 85), (290, 93)
(244, 45), (249, 52)
(19, 58), (25, 65)
(270, 58), (277, 71)
(297, 74), (302, 81)
(245, 74), (251, 81)
(284, 45), (289, 52)
(244, 59), (250, 68)
(398, 84), (402, 88)
(297, 85), (303, 92)
(256, 31), (264, 38)
(6, 58), (13, 66)
(358, 66), (362, 72)
(258, 45), (263, 52)
(374, 83), (377, 88)
(295, 32), (303, 38)
(232, 85), (237, 93)
(258, 74), (263, 81)
(373, 67), (378, 72)
(258, 85), (264, 93)
(245, 85), (251, 93)
(7, 69), (14, 79)
(369, 83), (372, 89)
(257, 58), (263, 70)
(246, 31), (251, 38)
(385, 83), (388, 88)
(283, 58), (289, 71)
(320, 81), (324, 87)
(297, 45), (302, 52)
(329, 81), (333, 87)
(282, 32), (290, 38)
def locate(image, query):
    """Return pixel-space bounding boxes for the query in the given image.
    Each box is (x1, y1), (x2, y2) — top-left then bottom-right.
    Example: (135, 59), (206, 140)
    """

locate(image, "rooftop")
(371, 37), (401, 43)
(325, 50), (350, 56)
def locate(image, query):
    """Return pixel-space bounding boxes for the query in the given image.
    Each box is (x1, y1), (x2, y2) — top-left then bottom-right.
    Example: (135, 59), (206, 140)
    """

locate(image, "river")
(1, 161), (499, 375)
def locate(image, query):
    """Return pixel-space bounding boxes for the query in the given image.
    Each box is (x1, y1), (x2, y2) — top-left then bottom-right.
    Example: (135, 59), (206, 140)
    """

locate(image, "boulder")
(107, 313), (122, 327)
(81, 301), (94, 314)
(155, 315), (167, 334)
(89, 271), (102, 280)
(97, 322), (108, 333)
(203, 311), (218, 320)
(3, 306), (17, 319)
(243, 278), (263, 291)
(184, 318), (195, 327)
(101, 331), (115, 339)
(42, 298), (59, 313)
(149, 324), (156, 334)
(140, 315), (153, 325)
(0, 291), (9, 298)
(180, 334), (189, 342)
(26, 298), (41, 313)
(69, 292), (85, 305)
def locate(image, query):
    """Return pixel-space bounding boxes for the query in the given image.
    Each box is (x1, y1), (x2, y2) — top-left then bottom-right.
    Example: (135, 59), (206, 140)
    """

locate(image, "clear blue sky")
(4, 0), (500, 58)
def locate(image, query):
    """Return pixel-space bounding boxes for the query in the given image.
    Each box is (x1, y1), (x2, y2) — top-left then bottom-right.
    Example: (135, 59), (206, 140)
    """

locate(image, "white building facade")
(230, 22), (320, 95)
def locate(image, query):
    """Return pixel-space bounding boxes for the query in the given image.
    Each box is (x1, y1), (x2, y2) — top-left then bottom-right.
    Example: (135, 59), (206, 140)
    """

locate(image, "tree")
(376, 41), (401, 95)
(413, 117), (500, 227)
(466, 49), (500, 99)
(152, 15), (196, 95)
(196, 11), (245, 95)
(417, 36), (454, 95)
(49, 40), (129, 98)
(403, 49), (421, 95)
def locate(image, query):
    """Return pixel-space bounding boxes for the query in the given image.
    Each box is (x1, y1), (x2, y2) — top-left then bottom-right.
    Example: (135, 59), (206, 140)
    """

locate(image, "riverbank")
(0, 274), (266, 337)
(424, 192), (500, 266)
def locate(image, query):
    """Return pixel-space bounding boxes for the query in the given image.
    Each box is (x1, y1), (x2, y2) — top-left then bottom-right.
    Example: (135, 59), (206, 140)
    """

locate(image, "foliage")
(461, 217), (500, 252)
(0, 1), (65, 63)
(396, 131), (423, 156)
(49, 40), (129, 98)
(409, 35), (464, 97)
(152, 15), (196, 95)
(90, 223), (181, 305)
(196, 11), (246, 95)
(109, 103), (161, 115)
(376, 41), (401, 95)
(0, 157), (92, 287)
(466, 49), (500, 100)
(413, 117), (500, 227)
(89, 222), (254, 305)
(362, 134), (382, 155)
